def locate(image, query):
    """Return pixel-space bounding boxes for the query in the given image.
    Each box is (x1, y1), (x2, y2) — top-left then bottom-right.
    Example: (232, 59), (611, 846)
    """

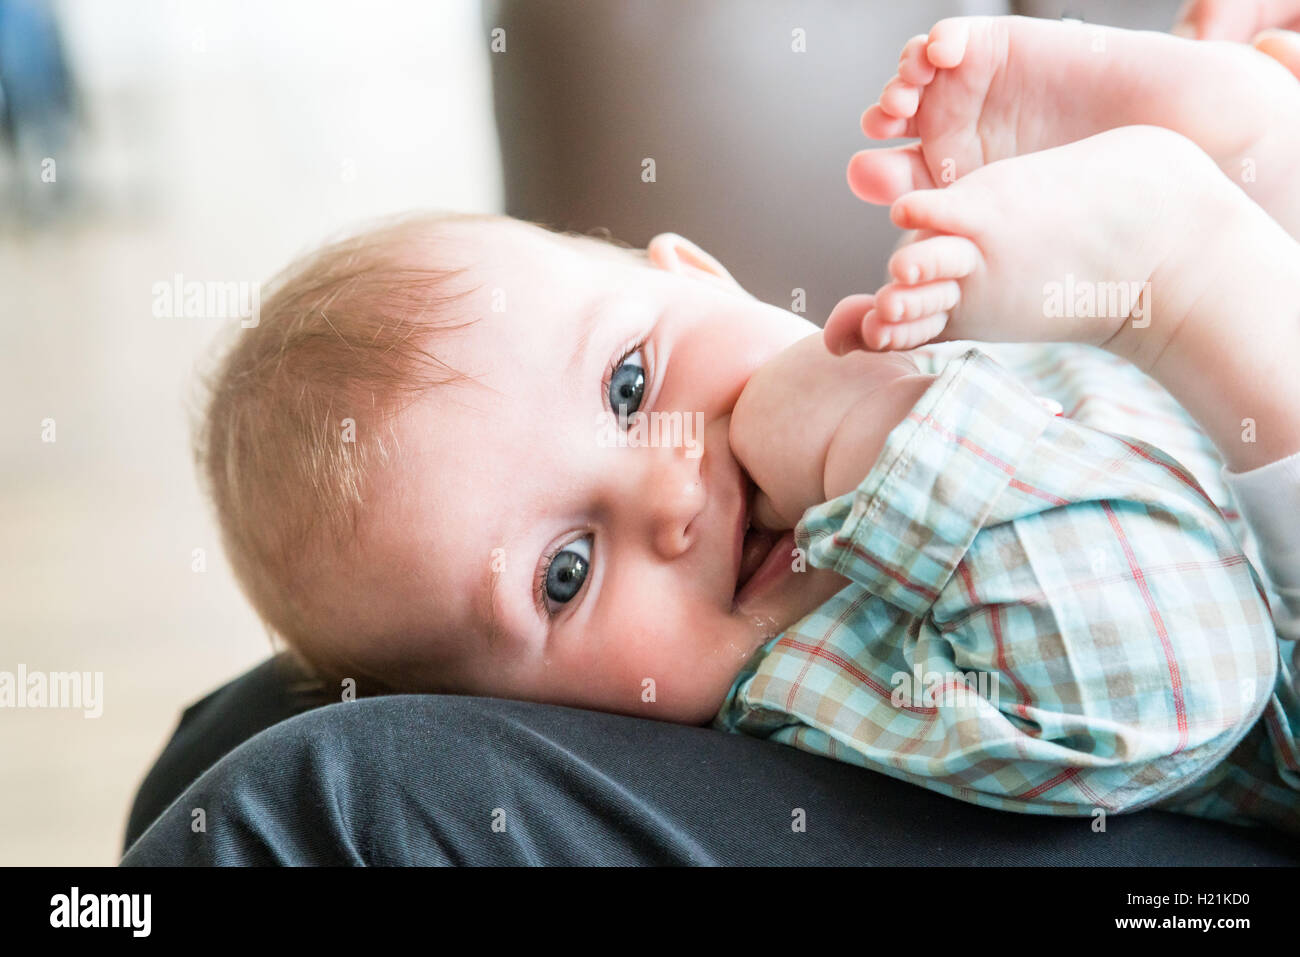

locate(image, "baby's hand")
(729, 328), (929, 530)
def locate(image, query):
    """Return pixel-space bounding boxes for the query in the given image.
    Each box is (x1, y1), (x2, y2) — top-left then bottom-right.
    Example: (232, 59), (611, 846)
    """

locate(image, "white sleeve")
(1222, 450), (1300, 641)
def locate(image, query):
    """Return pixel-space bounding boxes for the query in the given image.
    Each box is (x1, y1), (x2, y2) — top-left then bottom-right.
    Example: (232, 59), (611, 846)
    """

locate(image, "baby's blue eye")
(609, 348), (646, 424)
(543, 535), (591, 608)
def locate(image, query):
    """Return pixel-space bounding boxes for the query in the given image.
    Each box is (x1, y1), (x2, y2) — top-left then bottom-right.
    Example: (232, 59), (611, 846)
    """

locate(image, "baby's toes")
(898, 34), (938, 85)
(859, 309), (893, 351)
(888, 235), (980, 284)
(847, 144), (935, 205)
(926, 17), (972, 69)
(875, 279), (961, 323)
(858, 308), (949, 351)
(878, 74), (921, 118)
(860, 103), (915, 140)
(888, 312), (951, 351)
(891, 186), (990, 236)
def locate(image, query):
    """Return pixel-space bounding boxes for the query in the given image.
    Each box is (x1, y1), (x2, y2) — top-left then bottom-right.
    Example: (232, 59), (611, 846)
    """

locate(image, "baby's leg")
(830, 125), (1300, 477)
(852, 16), (1300, 240)
(836, 126), (1280, 367)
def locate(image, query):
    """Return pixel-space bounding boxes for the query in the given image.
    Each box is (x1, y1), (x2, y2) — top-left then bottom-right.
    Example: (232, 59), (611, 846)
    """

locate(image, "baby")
(199, 18), (1300, 835)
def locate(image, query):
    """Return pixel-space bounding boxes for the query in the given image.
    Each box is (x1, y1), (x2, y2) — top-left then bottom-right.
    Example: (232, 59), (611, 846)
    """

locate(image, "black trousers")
(120, 695), (1300, 866)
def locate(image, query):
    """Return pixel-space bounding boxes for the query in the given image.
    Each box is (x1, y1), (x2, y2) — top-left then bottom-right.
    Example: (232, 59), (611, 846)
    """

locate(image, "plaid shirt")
(714, 343), (1299, 835)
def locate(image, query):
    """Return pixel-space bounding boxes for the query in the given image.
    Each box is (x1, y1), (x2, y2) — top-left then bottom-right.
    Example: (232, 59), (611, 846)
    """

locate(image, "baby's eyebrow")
(564, 293), (618, 381)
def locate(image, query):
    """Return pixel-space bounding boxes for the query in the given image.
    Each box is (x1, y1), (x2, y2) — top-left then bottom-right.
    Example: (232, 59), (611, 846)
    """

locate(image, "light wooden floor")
(0, 0), (501, 865)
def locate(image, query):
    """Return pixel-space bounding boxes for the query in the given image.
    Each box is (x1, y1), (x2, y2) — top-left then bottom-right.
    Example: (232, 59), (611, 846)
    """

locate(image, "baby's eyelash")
(537, 338), (649, 620)
(534, 539), (564, 619)
(535, 534), (591, 620)
(602, 337), (649, 413)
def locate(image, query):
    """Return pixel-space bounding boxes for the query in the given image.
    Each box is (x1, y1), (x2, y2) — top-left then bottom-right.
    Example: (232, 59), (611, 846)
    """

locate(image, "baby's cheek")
(566, 574), (754, 723)
(596, 624), (693, 718)
(612, 609), (750, 725)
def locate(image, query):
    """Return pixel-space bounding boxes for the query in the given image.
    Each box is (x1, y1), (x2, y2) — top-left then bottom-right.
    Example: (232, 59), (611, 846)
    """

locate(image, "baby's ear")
(646, 232), (750, 295)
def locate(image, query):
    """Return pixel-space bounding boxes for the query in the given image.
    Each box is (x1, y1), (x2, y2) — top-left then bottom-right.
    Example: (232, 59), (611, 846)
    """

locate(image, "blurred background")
(1, 0), (1182, 865)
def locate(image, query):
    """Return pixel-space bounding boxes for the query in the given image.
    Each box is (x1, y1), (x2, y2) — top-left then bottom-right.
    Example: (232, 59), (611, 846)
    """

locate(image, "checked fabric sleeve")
(714, 346), (1285, 826)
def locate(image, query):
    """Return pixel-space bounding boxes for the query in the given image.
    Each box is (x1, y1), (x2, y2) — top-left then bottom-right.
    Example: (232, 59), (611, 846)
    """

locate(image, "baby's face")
(346, 220), (852, 723)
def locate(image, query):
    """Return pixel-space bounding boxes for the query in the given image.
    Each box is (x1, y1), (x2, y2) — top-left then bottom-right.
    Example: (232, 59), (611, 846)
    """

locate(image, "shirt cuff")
(793, 347), (1053, 617)
(1222, 451), (1300, 640)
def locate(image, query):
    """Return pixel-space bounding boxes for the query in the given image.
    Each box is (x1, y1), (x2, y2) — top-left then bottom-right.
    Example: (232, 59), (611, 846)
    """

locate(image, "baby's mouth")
(734, 489), (781, 600)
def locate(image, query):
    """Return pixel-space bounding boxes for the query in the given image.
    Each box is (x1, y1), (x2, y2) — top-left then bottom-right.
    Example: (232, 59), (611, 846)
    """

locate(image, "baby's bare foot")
(827, 126), (1262, 372)
(851, 15), (1300, 239)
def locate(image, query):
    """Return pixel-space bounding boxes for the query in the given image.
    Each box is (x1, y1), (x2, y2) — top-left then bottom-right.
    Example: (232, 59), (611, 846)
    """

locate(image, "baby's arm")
(739, 348), (1278, 816)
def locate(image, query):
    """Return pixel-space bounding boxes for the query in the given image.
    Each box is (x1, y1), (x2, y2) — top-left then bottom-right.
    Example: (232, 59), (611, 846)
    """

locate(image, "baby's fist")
(729, 332), (925, 530)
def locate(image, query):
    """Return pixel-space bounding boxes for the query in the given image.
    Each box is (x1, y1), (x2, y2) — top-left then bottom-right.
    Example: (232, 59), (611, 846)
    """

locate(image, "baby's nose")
(639, 432), (707, 560)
